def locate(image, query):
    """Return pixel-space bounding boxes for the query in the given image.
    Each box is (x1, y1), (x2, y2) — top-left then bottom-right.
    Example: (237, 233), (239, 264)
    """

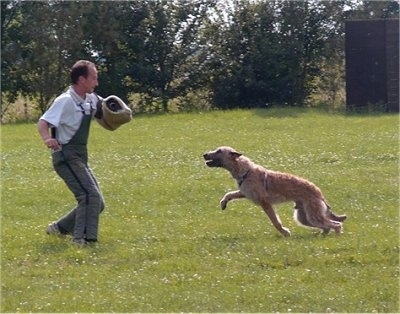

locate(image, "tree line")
(1, 0), (398, 121)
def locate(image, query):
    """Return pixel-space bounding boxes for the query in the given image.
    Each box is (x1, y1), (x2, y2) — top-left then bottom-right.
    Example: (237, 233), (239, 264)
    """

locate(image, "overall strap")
(66, 97), (94, 146)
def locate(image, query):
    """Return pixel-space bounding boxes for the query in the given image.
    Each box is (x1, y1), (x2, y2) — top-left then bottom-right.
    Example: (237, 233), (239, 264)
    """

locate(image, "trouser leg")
(53, 155), (104, 240)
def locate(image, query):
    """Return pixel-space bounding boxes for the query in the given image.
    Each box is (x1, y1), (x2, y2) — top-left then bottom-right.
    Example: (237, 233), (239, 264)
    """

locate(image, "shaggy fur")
(203, 146), (346, 237)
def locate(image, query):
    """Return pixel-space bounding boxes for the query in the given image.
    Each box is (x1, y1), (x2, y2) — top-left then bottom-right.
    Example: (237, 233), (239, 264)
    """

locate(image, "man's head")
(70, 60), (98, 94)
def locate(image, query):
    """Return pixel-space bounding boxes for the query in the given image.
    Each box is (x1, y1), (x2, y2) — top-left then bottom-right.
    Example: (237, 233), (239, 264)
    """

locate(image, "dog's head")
(203, 146), (242, 168)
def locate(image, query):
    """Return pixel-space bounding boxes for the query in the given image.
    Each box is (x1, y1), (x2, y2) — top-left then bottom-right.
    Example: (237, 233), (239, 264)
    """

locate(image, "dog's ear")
(230, 151), (242, 158)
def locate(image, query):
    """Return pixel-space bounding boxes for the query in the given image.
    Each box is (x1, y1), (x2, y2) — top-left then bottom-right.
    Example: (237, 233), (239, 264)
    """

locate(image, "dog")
(203, 146), (346, 237)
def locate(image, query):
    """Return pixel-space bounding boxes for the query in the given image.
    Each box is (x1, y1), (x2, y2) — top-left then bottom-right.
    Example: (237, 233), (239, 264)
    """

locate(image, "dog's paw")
(220, 199), (227, 210)
(281, 227), (291, 237)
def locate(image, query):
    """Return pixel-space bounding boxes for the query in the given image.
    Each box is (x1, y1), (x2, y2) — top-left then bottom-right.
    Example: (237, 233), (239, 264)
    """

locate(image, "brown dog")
(203, 146), (346, 237)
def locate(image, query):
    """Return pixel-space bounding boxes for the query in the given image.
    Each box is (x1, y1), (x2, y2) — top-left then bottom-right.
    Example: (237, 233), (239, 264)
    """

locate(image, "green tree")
(1, 0), (22, 119)
(207, 0), (354, 108)
(348, 0), (399, 19)
(127, 0), (213, 112)
(206, 1), (267, 108)
(273, 0), (332, 106)
(3, 0), (396, 119)
(1, 1), (90, 116)
(309, 0), (356, 107)
(78, 1), (147, 102)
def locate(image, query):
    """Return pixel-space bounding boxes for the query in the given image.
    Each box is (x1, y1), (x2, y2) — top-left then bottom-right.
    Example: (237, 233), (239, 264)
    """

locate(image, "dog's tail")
(324, 200), (347, 222)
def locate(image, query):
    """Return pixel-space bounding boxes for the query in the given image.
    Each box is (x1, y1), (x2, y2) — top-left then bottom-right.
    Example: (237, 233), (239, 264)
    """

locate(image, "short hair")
(70, 60), (96, 84)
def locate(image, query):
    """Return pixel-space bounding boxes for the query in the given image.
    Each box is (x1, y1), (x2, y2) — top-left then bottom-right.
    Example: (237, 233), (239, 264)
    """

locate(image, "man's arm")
(37, 119), (61, 151)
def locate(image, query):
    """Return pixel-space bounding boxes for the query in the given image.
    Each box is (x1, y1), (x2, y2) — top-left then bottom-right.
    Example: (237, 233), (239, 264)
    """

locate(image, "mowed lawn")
(1, 108), (399, 313)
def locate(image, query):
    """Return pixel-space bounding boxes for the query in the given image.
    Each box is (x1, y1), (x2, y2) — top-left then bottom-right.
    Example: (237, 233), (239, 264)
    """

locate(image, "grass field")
(1, 108), (399, 313)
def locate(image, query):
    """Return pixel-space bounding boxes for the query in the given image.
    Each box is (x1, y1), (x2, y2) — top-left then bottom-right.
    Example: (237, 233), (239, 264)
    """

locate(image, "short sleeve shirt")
(40, 87), (100, 144)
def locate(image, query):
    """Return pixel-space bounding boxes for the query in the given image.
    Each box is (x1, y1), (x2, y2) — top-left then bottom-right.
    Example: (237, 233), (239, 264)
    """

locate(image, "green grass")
(1, 108), (399, 313)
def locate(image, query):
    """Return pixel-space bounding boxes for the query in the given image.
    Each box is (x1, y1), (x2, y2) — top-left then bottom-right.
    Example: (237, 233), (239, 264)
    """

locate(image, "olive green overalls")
(52, 103), (105, 241)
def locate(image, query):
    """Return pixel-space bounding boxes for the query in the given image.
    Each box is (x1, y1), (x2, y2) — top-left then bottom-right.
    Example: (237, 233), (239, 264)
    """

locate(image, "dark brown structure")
(345, 19), (399, 112)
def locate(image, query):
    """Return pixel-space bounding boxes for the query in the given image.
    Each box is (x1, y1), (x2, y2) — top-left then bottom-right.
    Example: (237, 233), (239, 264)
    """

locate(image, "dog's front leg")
(261, 201), (291, 237)
(220, 190), (245, 210)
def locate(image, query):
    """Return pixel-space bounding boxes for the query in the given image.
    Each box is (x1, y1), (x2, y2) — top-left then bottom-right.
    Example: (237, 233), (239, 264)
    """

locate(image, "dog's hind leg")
(306, 200), (343, 234)
(294, 207), (314, 228)
(294, 201), (345, 233)
(220, 190), (245, 210)
(296, 199), (342, 234)
(294, 207), (331, 234)
(294, 201), (318, 228)
(261, 201), (291, 237)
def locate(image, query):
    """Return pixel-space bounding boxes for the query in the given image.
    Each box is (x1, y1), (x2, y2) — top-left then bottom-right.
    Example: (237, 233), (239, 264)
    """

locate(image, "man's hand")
(37, 119), (61, 151)
(44, 138), (61, 151)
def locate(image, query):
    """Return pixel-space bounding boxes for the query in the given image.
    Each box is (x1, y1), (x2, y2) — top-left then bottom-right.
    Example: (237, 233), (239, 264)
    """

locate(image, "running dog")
(203, 146), (346, 237)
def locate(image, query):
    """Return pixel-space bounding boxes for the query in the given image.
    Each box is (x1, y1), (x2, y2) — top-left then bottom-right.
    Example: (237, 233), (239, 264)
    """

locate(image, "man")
(38, 60), (105, 246)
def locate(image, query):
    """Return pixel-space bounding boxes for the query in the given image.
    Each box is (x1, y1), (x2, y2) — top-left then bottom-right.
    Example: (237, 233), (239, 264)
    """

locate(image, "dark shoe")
(46, 222), (66, 237)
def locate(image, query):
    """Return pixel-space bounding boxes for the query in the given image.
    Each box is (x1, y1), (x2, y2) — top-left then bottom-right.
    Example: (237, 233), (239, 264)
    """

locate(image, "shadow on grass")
(38, 240), (70, 253)
(200, 228), (338, 244)
(37, 237), (101, 254)
(252, 105), (398, 119)
(252, 106), (305, 118)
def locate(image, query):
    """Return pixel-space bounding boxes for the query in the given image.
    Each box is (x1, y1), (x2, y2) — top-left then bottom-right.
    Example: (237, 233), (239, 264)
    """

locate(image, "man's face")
(81, 66), (98, 93)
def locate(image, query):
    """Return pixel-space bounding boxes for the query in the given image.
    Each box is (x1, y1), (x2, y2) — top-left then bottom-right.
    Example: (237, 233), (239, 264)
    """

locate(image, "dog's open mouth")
(205, 159), (216, 167)
(203, 154), (222, 167)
